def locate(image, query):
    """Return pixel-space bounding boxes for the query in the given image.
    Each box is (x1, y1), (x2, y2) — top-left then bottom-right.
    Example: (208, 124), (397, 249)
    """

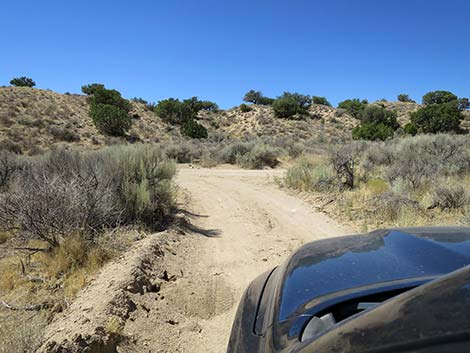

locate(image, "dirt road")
(38, 168), (349, 353)
(143, 168), (349, 353)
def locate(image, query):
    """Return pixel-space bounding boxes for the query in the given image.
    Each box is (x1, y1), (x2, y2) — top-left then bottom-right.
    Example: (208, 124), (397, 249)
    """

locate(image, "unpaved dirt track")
(147, 168), (349, 353)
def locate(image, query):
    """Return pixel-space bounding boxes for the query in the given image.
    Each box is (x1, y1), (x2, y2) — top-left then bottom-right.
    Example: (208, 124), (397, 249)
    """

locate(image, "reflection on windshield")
(279, 230), (470, 321)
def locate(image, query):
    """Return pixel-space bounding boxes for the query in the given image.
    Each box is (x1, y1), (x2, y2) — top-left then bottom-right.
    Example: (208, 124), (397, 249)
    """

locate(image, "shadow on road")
(174, 208), (221, 237)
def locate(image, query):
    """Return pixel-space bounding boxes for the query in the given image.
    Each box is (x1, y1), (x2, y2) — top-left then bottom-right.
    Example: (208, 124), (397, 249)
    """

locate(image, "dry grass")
(0, 231), (133, 352)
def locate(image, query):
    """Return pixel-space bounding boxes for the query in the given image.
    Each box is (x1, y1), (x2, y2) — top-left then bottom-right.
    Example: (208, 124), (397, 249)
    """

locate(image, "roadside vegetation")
(0, 145), (176, 351)
(283, 134), (470, 230)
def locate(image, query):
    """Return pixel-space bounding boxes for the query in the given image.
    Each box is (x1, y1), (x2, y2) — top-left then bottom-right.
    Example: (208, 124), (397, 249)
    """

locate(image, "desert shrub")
(218, 141), (253, 164)
(0, 146), (176, 248)
(352, 106), (399, 141)
(239, 103), (252, 113)
(361, 105), (399, 128)
(258, 96), (275, 105)
(155, 97), (214, 138)
(87, 87), (131, 113)
(285, 143), (304, 158)
(181, 119), (208, 139)
(280, 92), (311, 109)
(155, 98), (188, 124)
(83, 84), (132, 136)
(243, 90), (262, 104)
(328, 142), (364, 189)
(0, 151), (22, 191)
(386, 135), (470, 188)
(410, 101), (462, 133)
(430, 183), (468, 210)
(243, 90), (274, 105)
(10, 76), (36, 88)
(337, 99), (368, 118)
(273, 96), (301, 119)
(273, 93), (310, 119)
(360, 142), (394, 176)
(105, 145), (176, 227)
(90, 103), (132, 136)
(285, 158), (335, 191)
(197, 100), (219, 112)
(403, 122), (418, 136)
(48, 126), (81, 142)
(352, 122), (395, 141)
(236, 144), (279, 169)
(81, 83), (105, 95)
(312, 96), (332, 106)
(164, 143), (193, 163)
(181, 96), (217, 113)
(397, 94), (415, 103)
(422, 90), (458, 105)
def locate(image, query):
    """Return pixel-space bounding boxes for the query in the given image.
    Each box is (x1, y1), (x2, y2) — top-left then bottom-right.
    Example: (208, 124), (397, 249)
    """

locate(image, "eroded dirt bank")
(38, 168), (348, 353)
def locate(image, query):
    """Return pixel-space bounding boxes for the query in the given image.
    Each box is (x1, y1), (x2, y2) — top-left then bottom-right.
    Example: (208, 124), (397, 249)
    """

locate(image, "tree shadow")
(174, 208), (221, 238)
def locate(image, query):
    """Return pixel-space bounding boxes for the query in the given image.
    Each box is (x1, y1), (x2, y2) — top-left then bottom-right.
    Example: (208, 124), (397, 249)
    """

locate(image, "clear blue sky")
(1, 0), (468, 108)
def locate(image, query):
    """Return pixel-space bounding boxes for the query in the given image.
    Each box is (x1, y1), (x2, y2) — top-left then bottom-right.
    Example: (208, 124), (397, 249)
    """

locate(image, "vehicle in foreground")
(227, 227), (470, 353)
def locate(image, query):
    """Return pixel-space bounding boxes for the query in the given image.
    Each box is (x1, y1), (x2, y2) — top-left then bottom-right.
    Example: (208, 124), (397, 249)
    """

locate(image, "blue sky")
(1, 0), (468, 108)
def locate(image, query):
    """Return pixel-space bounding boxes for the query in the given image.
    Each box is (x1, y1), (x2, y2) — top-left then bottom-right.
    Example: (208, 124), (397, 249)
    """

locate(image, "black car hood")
(294, 265), (470, 353)
(272, 227), (470, 349)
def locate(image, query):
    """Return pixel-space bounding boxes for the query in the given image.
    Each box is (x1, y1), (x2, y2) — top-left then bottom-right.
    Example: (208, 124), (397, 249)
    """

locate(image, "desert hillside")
(0, 86), (445, 155)
(0, 87), (184, 154)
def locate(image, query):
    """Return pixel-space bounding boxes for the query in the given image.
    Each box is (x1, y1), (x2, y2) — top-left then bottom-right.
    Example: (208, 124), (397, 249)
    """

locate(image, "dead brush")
(430, 183), (469, 210)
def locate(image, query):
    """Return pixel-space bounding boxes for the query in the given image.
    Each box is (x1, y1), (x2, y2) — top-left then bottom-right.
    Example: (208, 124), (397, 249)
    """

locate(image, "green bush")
(155, 98), (187, 124)
(397, 94), (415, 103)
(312, 96), (332, 106)
(352, 106), (399, 141)
(273, 97), (301, 119)
(82, 84), (132, 136)
(88, 87), (132, 112)
(243, 90), (274, 105)
(10, 76), (36, 87)
(239, 103), (252, 113)
(422, 90), (458, 105)
(361, 105), (399, 128)
(90, 104), (132, 137)
(337, 99), (368, 118)
(182, 97), (218, 113)
(280, 92), (311, 109)
(155, 97), (217, 133)
(403, 122), (418, 136)
(352, 122), (395, 141)
(410, 101), (462, 133)
(273, 93), (310, 119)
(258, 96), (275, 105)
(181, 119), (208, 139)
(81, 83), (105, 95)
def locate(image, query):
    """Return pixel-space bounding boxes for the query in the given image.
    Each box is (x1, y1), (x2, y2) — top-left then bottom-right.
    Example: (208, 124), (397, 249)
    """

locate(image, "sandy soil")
(141, 168), (349, 353)
(37, 168), (349, 353)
